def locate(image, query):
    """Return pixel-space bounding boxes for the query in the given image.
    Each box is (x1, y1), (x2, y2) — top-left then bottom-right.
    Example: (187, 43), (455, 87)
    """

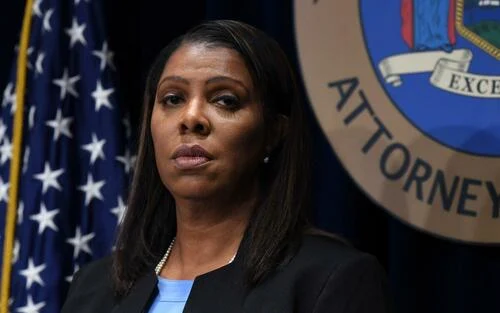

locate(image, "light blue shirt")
(148, 277), (194, 313)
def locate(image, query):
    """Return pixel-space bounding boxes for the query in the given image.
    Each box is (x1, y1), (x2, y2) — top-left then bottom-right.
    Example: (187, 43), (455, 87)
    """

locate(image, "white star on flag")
(92, 42), (115, 71)
(111, 196), (127, 223)
(0, 137), (13, 164)
(91, 80), (114, 111)
(14, 45), (34, 64)
(23, 146), (30, 173)
(33, 161), (64, 194)
(65, 18), (87, 47)
(65, 264), (80, 283)
(29, 203), (59, 234)
(2, 82), (16, 109)
(19, 258), (46, 289)
(24, 46), (34, 71)
(34, 52), (45, 75)
(115, 149), (136, 174)
(66, 227), (95, 258)
(75, 0), (91, 4)
(0, 177), (9, 203)
(0, 119), (6, 141)
(32, 0), (43, 18)
(46, 108), (73, 141)
(12, 239), (20, 264)
(17, 201), (24, 225)
(28, 106), (36, 130)
(42, 8), (54, 32)
(81, 133), (106, 165)
(78, 173), (105, 205)
(10, 100), (17, 115)
(52, 68), (80, 100)
(16, 295), (45, 313)
(122, 117), (131, 138)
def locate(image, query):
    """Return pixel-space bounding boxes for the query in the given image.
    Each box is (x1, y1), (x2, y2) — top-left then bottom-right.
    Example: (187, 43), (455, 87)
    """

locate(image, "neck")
(160, 184), (259, 280)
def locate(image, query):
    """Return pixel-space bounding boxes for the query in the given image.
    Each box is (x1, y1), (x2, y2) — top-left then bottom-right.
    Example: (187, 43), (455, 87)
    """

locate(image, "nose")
(179, 97), (211, 136)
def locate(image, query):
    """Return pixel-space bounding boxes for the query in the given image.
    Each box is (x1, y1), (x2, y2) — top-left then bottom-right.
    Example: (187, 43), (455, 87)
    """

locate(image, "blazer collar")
(184, 254), (247, 313)
(112, 237), (249, 313)
(111, 269), (158, 313)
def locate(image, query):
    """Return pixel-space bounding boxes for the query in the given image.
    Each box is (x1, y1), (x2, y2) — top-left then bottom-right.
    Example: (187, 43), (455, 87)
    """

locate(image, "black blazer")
(61, 235), (392, 313)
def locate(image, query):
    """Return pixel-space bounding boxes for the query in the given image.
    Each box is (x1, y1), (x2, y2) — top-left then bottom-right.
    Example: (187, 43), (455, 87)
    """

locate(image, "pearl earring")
(263, 156), (270, 163)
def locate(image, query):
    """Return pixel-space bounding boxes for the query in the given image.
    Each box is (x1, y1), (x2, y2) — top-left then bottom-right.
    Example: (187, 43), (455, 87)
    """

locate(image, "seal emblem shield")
(457, 0), (500, 60)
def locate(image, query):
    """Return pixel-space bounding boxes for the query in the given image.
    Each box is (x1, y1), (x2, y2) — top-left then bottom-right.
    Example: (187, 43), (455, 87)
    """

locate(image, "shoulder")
(288, 233), (393, 312)
(77, 255), (113, 278)
(246, 233), (392, 312)
(61, 256), (115, 313)
(294, 233), (375, 270)
(273, 232), (383, 291)
(71, 255), (114, 292)
(294, 233), (387, 291)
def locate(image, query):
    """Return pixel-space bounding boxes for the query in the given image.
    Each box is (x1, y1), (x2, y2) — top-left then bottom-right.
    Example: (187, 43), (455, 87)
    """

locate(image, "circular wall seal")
(295, 0), (500, 243)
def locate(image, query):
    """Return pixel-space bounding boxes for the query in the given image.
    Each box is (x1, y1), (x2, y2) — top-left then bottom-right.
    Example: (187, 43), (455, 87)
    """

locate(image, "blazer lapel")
(183, 256), (247, 313)
(111, 270), (158, 313)
(183, 235), (251, 313)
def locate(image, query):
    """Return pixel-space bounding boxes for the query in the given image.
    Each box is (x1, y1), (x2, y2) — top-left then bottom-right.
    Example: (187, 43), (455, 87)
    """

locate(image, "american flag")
(0, 0), (133, 312)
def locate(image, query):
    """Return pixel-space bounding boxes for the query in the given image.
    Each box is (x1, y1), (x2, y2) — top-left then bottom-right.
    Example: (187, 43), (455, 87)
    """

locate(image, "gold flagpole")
(0, 0), (33, 311)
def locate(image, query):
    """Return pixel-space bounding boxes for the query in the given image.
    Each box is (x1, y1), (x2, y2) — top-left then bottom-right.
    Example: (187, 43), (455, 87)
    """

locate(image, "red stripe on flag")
(448, 0), (456, 45)
(401, 0), (414, 48)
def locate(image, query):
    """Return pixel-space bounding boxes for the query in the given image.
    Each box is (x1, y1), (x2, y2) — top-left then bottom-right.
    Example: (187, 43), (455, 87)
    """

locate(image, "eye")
(214, 94), (240, 109)
(161, 94), (184, 106)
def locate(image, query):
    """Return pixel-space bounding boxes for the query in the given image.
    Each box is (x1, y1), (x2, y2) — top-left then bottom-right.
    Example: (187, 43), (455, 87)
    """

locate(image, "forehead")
(160, 43), (254, 87)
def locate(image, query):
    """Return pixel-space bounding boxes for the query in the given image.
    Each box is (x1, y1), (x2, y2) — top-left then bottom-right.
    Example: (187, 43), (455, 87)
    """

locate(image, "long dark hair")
(112, 20), (311, 297)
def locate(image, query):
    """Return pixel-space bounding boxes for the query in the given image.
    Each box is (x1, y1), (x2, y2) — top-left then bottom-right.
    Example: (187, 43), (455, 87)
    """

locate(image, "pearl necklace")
(155, 237), (237, 275)
(155, 237), (176, 275)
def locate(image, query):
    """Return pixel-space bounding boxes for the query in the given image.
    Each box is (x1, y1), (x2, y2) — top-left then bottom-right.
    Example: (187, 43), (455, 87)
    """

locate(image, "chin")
(167, 181), (218, 200)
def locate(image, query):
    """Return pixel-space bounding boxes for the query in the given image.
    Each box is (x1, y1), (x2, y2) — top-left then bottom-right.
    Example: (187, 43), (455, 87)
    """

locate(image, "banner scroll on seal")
(379, 49), (500, 98)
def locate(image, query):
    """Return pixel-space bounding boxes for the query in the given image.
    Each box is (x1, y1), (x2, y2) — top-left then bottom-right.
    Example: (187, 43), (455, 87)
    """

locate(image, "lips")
(172, 144), (213, 169)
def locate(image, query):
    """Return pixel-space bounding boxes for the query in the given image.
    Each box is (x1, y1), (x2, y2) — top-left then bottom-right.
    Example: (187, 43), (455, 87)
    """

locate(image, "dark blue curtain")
(1, 1), (499, 312)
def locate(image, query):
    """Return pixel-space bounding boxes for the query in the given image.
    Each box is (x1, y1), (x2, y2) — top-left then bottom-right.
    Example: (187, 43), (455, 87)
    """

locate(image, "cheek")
(150, 108), (174, 160)
(220, 120), (266, 165)
(150, 109), (180, 192)
(150, 110), (162, 153)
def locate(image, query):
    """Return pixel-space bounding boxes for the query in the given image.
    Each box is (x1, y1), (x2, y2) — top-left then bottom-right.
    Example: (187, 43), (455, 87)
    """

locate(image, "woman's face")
(151, 43), (268, 201)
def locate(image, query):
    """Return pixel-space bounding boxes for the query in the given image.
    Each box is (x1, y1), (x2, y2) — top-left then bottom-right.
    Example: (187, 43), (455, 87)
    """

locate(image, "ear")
(265, 114), (289, 155)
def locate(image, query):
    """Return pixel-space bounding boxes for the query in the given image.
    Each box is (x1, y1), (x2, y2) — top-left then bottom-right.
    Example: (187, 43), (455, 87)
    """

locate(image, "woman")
(62, 20), (392, 313)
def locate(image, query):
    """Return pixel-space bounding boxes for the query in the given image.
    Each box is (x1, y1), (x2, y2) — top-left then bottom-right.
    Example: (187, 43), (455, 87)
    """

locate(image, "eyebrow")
(206, 76), (250, 94)
(159, 75), (250, 94)
(160, 76), (189, 85)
